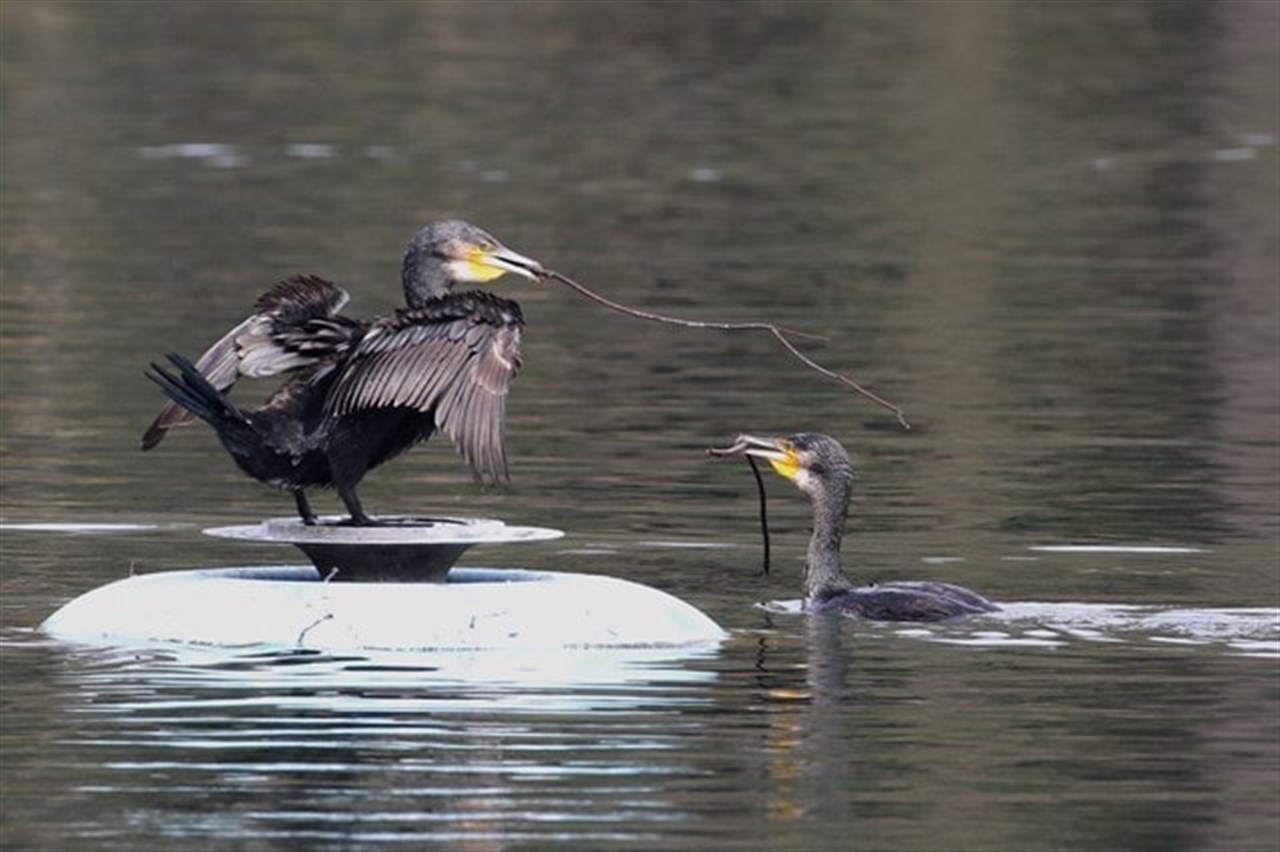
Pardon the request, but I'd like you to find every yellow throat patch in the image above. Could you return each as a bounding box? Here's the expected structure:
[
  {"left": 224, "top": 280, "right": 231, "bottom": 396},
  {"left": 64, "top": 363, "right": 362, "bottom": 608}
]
[
  {"left": 466, "top": 248, "right": 509, "bottom": 282},
  {"left": 768, "top": 445, "right": 801, "bottom": 481}
]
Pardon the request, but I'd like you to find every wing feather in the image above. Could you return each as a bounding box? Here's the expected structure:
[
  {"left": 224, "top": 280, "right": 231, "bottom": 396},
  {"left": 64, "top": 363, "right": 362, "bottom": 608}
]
[
  {"left": 323, "top": 293, "right": 523, "bottom": 481},
  {"left": 142, "top": 275, "right": 354, "bottom": 450}
]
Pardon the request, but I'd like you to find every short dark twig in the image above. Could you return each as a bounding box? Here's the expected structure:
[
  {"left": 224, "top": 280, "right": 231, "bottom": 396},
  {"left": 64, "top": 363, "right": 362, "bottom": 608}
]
[{"left": 746, "top": 455, "right": 771, "bottom": 576}]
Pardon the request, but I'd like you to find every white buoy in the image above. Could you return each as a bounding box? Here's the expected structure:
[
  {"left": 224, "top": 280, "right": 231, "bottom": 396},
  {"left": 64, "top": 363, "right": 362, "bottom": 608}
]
[
  {"left": 42, "top": 565, "right": 727, "bottom": 651},
  {"left": 42, "top": 516, "right": 727, "bottom": 652}
]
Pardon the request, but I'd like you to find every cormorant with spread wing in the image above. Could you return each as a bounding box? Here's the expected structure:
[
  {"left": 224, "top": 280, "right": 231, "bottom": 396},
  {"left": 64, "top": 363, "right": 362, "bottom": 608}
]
[
  {"left": 710, "top": 432, "right": 998, "bottom": 621},
  {"left": 142, "top": 221, "right": 542, "bottom": 525}
]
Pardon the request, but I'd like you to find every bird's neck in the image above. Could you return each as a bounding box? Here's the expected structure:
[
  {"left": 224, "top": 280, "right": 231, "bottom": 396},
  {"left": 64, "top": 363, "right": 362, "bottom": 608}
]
[
  {"left": 804, "top": 487, "right": 854, "bottom": 603},
  {"left": 402, "top": 256, "right": 452, "bottom": 308}
]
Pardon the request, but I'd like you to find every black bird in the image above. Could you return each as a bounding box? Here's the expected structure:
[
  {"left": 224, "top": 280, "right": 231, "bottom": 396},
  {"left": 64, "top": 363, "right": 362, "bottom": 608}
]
[
  {"left": 712, "top": 432, "right": 998, "bottom": 621},
  {"left": 142, "top": 220, "right": 543, "bottom": 525}
]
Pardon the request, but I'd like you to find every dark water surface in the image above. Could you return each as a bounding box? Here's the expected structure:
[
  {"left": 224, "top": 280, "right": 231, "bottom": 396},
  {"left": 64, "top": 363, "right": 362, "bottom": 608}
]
[{"left": 2, "top": 2, "right": 1277, "bottom": 849}]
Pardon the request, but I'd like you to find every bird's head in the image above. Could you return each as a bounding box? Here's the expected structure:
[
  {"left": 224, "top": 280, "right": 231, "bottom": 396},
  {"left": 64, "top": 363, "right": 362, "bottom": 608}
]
[
  {"left": 403, "top": 220, "right": 544, "bottom": 306},
  {"left": 710, "top": 432, "right": 854, "bottom": 503}
]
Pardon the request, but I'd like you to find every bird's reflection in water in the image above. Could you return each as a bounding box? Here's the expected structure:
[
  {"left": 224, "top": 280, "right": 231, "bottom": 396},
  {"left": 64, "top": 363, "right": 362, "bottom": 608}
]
[{"left": 750, "top": 612, "right": 853, "bottom": 826}]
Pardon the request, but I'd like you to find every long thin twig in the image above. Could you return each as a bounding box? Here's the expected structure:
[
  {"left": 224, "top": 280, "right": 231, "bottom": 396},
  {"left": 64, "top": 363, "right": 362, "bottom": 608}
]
[{"left": 539, "top": 268, "right": 910, "bottom": 429}]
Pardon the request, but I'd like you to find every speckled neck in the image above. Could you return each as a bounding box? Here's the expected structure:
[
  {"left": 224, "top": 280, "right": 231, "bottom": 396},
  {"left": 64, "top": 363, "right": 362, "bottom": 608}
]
[
  {"left": 402, "top": 242, "right": 451, "bottom": 308},
  {"left": 804, "top": 482, "right": 855, "bottom": 603}
]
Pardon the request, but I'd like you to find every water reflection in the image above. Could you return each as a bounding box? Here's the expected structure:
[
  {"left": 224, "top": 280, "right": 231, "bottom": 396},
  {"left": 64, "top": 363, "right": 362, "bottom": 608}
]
[
  {"left": 53, "top": 642, "right": 722, "bottom": 713},
  {"left": 17, "top": 640, "right": 723, "bottom": 846},
  {"left": 6, "top": 578, "right": 1278, "bottom": 849},
  {"left": 743, "top": 604, "right": 1279, "bottom": 848}
]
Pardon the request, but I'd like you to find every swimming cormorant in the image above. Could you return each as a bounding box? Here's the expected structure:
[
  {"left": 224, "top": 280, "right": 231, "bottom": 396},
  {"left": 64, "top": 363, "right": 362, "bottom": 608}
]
[
  {"left": 711, "top": 433, "right": 998, "bottom": 621},
  {"left": 141, "top": 220, "right": 543, "bottom": 525}
]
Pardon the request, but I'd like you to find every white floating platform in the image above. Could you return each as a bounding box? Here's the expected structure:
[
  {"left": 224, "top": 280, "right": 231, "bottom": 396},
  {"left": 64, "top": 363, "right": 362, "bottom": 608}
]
[{"left": 42, "top": 565, "right": 728, "bottom": 652}]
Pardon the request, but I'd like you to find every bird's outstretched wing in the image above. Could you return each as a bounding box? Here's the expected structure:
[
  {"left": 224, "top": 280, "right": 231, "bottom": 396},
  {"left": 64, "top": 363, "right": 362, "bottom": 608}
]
[
  {"left": 141, "top": 275, "right": 353, "bottom": 449},
  {"left": 322, "top": 291, "right": 524, "bottom": 482}
]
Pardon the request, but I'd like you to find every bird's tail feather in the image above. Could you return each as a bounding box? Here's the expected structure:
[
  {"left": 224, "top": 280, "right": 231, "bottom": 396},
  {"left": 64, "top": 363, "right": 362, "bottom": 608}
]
[{"left": 145, "top": 353, "right": 255, "bottom": 441}]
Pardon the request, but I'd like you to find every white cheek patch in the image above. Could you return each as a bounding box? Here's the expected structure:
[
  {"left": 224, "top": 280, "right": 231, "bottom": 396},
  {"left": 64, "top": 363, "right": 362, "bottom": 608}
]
[
  {"left": 445, "top": 259, "right": 476, "bottom": 282},
  {"left": 793, "top": 468, "right": 814, "bottom": 491}
]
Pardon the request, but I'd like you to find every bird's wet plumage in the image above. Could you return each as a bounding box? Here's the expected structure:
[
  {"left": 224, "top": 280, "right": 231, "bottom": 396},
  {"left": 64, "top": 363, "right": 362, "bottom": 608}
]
[
  {"left": 140, "top": 274, "right": 355, "bottom": 450},
  {"left": 711, "top": 432, "right": 998, "bottom": 621},
  {"left": 142, "top": 221, "right": 541, "bottom": 525}
]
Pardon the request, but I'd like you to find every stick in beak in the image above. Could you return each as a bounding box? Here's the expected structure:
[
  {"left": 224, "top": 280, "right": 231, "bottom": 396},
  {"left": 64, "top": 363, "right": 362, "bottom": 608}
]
[{"left": 707, "top": 435, "right": 771, "bottom": 576}]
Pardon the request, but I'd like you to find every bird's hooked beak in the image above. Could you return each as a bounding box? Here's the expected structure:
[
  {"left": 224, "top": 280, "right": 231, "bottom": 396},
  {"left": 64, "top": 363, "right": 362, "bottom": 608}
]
[
  {"left": 706, "top": 434, "right": 801, "bottom": 482},
  {"left": 460, "top": 240, "right": 544, "bottom": 283}
]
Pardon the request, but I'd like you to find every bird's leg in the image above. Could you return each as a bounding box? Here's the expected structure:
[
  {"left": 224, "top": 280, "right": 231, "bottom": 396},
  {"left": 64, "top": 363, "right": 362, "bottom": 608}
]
[
  {"left": 294, "top": 491, "right": 319, "bottom": 526},
  {"left": 337, "top": 484, "right": 376, "bottom": 526}
]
